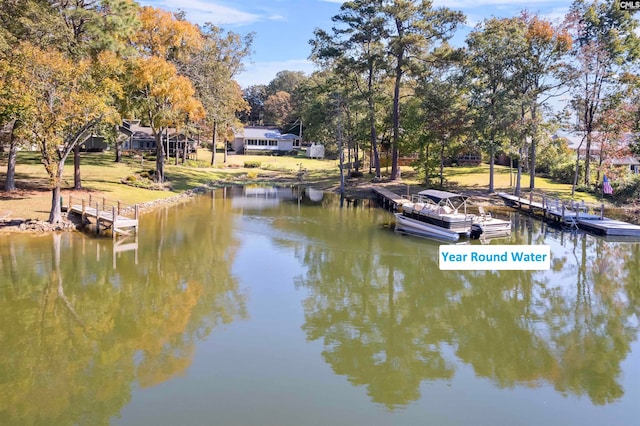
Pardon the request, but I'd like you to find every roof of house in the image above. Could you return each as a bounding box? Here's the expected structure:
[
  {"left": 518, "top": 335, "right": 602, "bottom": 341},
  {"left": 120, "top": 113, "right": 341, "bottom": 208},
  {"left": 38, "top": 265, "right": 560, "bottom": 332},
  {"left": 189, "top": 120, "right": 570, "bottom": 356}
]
[{"left": 237, "top": 127, "right": 300, "bottom": 140}]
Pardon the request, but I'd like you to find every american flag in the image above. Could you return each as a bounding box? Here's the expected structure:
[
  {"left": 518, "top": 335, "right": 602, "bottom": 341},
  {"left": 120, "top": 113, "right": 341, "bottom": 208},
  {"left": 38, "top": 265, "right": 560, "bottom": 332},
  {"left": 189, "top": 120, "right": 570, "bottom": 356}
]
[{"left": 603, "top": 175, "right": 613, "bottom": 195}]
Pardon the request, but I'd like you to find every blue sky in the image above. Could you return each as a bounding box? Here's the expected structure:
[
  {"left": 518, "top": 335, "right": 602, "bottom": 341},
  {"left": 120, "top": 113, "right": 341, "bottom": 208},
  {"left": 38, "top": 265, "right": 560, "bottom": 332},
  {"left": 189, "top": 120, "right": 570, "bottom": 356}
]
[{"left": 139, "top": 0, "right": 573, "bottom": 89}]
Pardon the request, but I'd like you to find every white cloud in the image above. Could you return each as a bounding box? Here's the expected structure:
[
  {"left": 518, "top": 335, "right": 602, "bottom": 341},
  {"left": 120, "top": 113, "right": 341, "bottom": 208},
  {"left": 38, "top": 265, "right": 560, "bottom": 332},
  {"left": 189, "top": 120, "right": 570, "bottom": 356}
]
[
  {"left": 144, "top": 0, "right": 263, "bottom": 26},
  {"left": 541, "top": 7, "right": 570, "bottom": 23},
  {"left": 235, "top": 59, "right": 317, "bottom": 88}
]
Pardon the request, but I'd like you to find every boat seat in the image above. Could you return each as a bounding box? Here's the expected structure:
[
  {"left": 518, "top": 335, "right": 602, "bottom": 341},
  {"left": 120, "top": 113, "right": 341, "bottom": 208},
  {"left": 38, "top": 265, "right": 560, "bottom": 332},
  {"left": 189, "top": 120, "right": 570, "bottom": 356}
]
[{"left": 478, "top": 206, "right": 491, "bottom": 219}]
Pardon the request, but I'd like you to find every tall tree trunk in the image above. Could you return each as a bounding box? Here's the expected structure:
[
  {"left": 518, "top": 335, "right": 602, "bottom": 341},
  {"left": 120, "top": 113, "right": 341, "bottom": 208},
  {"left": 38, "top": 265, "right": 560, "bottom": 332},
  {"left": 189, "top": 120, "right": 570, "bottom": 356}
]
[
  {"left": 528, "top": 104, "right": 538, "bottom": 190},
  {"left": 515, "top": 146, "right": 523, "bottom": 197},
  {"left": 211, "top": 121, "right": 217, "bottom": 166},
  {"left": 4, "top": 120, "right": 19, "bottom": 192},
  {"left": 73, "top": 144, "right": 81, "bottom": 190},
  {"left": 48, "top": 173, "right": 63, "bottom": 224},
  {"left": 155, "top": 132, "right": 165, "bottom": 183},
  {"left": 115, "top": 140, "right": 122, "bottom": 163},
  {"left": 488, "top": 145, "right": 495, "bottom": 193},
  {"left": 390, "top": 63, "right": 402, "bottom": 180},
  {"left": 439, "top": 139, "right": 445, "bottom": 188},
  {"left": 584, "top": 130, "right": 592, "bottom": 186},
  {"left": 223, "top": 133, "right": 228, "bottom": 163}
]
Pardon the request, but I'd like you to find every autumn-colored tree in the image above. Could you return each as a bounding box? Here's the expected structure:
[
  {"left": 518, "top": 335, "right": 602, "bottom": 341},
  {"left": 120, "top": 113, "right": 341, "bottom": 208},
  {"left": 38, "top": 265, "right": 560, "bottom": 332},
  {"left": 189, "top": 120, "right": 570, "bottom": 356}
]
[
  {"left": 515, "top": 13, "right": 572, "bottom": 192},
  {"left": 132, "top": 56, "right": 204, "bottom": 182},
  {"left": 0, "top": 0, "right": 67, "bottom": 191},
  {"left": 263, "top": 91, "right": 293, "bottom": 127},
  {"left": 129, "top": 6, "right": 205, "bottom": 182},
  {"left": 565, "top": 0, "right": 640, "bottom": 187},
  {"left": 16, "top": 43, "right": 119, "bottom": 223},
  {"left": 183, "top": 24, "right": 252, "bottom": 165}
]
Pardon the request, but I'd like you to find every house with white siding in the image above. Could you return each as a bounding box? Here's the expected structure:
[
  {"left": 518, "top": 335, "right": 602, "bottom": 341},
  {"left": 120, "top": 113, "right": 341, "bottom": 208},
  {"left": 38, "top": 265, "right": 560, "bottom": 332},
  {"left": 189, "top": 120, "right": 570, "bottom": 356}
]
[{"left": 231, "top": 127, "right": 300, "bottom": 154}]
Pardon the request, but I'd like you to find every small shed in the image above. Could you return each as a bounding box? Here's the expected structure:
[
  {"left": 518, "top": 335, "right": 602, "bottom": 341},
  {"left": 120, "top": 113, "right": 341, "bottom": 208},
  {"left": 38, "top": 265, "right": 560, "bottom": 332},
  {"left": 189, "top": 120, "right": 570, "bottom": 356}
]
[{"left": 306, "top": 143, "right": 325, "bottom": 159}]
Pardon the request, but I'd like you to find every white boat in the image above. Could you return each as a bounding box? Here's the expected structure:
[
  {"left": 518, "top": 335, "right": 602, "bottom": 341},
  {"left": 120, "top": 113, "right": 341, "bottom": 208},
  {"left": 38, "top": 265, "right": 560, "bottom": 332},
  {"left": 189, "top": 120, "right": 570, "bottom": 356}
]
[
  {"left": 397, "top": 190, "right": 512, "bottom": 241},
  {"left": 394, "top": 213, "right": 460, "bottom": 241},
  {"left": 400, "top": 189, "right": 475, "bottom": 237},
  {"left": 471, "top": 206, "right": 512, "bottom": 238}
]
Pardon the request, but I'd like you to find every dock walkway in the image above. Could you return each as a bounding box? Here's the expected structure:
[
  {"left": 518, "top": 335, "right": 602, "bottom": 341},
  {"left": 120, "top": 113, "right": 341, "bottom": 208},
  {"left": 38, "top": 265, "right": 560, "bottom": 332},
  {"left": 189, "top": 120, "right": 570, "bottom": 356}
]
[
  {"left": 67, "top": 195, "right": 139, "bottom": 237},
  {"left": 497, "top": 192, "right": 640, "bottom": 237},
  {"left": 373, "top": 187, "right": 412, "bottom": 211}
]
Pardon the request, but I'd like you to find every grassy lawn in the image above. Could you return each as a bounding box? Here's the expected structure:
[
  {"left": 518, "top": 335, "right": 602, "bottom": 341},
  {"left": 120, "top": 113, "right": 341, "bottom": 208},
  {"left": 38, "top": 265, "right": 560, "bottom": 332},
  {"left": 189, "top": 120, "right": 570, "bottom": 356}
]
[
  {"left": 0, "top": 148, "right": 607, "bottom": 221},
  {"left": 442, "top": 164, "right": 601, "bottom": 203}
]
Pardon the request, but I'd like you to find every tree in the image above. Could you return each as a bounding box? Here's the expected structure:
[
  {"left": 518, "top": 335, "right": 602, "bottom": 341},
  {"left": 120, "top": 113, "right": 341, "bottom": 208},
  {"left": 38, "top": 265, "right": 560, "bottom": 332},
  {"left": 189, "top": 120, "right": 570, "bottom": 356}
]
[
  {"left": 516, "top": 13, "right": 572, "bottom": 191},
  {"left": 565, "top": 0, "right": 640, "bottom": 187},
  {"left": 467, "top": 17, "right": 524, "bottom": 193},
  {"left": 132, "top": 56, "right": 204, "bottom": 183},
  {"left": 182, "top": 24, "right": 251, "bottom": 165},
  {"left": 18, "top": 43, "right": 117, "bottom": 223},
  {"left": 414, "top": 51, "right": 471, "bottom": 188},
  {"left": 263, "top": 91, "right": 293, "bottom": 127},
  {"left": 310, "top": 0, "right": 388, "bottom": 179},
  {"left": 53, "top": 0, "right": 139, "bottom": 189},
  {"left": 241, "top": 84, "right": 268, "bottom": 125},
  {"left": 0, "top": 0, "right": 67, "bottom": 192},
  {"left": 130, "top": 6, "right": 205, "bottom": 182},
  {"left": 382, "top": 0, "right": 464, "bottom": 180},
  {"left": 267, "top": 70, "right": 307, "bottom": 96}
]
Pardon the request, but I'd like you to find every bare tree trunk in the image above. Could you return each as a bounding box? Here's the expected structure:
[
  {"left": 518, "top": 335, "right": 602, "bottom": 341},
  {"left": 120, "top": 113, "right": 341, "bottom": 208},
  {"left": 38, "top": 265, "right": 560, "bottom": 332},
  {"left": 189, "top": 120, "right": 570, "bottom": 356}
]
[
  {"left": 73, "top": 144, "right": 81, "bottom": 190},
  {"left": 528, "top": 104, "right": 538, "bottom": 190},
  {"left": 584, "top": 131, "right": 592, "bottom": 186},
  {"left": 155, "top": 132, "right": 165, "bottom": 183},
  {"left": 391, "top": 63, "right": 402, "bottom": 181},
  {"left": 211, "top": 121, "right": 217, "bottom": 166},
  {"left": 439, "top": 139, "right": 445, "bottom": 189},
  {"left": 49, "top": 183, "right": 63, "bottom": 223},
  {"left": 488, "top": 145, "right": 495, "bottom": 193},
  {"left": 4, "top": 120, "right": 19, "bottom": 192}
]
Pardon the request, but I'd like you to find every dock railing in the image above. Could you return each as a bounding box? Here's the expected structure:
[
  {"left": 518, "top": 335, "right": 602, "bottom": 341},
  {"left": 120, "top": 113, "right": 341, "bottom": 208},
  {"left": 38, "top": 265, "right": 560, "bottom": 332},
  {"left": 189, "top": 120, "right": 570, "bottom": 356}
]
[{"left": 67, "top": 195, "right": 139, "bottom": 237}]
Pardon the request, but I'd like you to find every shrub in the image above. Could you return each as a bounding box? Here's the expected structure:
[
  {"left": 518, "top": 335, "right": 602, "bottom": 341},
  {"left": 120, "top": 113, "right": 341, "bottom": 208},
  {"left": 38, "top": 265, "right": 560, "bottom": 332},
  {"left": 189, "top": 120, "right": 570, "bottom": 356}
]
[
  {"left": 549, "top": 161, "right": 577, "bottom": 184},
  {"left": 244, "top": 161, "right": 261, "bottom": 168}
]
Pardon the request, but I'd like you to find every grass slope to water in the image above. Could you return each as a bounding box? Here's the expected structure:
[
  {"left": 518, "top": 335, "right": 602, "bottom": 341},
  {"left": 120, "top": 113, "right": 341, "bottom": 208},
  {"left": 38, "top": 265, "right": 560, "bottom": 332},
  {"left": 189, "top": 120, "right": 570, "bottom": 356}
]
[{"left": 0, "top": 149, "right": 602, "bottom": 221}]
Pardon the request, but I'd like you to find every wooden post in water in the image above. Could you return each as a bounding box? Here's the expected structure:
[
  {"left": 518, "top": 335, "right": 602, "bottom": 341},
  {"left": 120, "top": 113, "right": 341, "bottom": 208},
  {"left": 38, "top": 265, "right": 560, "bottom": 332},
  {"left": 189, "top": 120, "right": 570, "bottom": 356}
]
[
  {"left": 96, "top": 202, "right": 100, "bottom": 235},
  {"left": 529, "top": 192, "right": 533, "bottom": 213},
  {"left": 112, "top": 205, "right": 117, "bottom": 240},
  {"left": 600, "top": 203, "right": 604, "bottom": 220},
  {"left": 134, "top": 205, "right": 139, "bottom": 234}
]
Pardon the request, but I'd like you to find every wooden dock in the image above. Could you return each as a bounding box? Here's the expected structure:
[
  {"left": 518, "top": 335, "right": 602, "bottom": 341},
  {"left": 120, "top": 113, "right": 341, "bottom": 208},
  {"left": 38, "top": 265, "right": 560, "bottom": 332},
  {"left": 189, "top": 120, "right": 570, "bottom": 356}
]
[
  {"left": 67, "top": 195, "right": 139, "bottom": 237},
  {"left": 497, "top": 192, "right": 640, "bottom": 237},
  {"left": 373, "top": 187, "right": 412, "bottom": 211},
  {"left": 576, "top": 217, "right": 640, "bottom": 237}
]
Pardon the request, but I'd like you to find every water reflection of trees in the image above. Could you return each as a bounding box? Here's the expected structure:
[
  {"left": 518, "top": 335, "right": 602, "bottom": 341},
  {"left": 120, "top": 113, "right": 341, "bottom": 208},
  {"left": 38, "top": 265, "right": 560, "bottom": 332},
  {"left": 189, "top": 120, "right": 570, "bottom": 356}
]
[
  {"left": 0, "top": 193, "right": 246, "bottom": 425},
  {"left": 290, "top": 205, "right": 640, "bottom": 409}
]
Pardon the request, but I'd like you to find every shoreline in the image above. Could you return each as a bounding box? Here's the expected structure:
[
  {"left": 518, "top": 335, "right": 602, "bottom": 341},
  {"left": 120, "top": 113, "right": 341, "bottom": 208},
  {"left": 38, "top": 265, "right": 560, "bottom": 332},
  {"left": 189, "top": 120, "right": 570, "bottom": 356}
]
[
  {"left": 2, "top": 176, "right": 637, "bottom": 234},
  {"left": 0, "top": 177, "right": 508, "bottom": 234}
]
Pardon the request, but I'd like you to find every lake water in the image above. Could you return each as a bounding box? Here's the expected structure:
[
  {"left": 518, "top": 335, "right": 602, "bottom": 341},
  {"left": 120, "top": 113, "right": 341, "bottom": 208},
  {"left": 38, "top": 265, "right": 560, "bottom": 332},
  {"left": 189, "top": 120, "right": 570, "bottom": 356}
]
[{"left": 1, "top": 186, "right": 639, "bottom": 425}]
